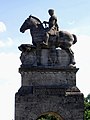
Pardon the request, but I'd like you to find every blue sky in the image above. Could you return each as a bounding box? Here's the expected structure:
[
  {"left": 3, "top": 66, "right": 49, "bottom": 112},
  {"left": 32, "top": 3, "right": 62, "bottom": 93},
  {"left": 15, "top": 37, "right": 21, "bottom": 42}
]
[{"left": 0, "top": 0, "right": 90, "bottom": 120}]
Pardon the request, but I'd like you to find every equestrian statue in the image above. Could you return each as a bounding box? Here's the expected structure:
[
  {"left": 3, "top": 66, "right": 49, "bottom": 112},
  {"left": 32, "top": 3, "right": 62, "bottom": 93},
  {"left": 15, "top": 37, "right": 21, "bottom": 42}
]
[{"left": 20, "top": 9, "right": 77, "bottom": 66}]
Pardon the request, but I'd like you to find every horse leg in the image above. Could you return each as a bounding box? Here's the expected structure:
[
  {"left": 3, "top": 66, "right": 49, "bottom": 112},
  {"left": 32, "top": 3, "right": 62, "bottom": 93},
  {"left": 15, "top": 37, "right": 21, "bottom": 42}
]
[
  {"left": 65, "top": 48, "right": 76, "bottom": 65},
  {"left": 60, "top": 46, "right": 76, "bottom": 66},
  {"left": 68, "top": 48, "right": 76, "bottom": 65}
]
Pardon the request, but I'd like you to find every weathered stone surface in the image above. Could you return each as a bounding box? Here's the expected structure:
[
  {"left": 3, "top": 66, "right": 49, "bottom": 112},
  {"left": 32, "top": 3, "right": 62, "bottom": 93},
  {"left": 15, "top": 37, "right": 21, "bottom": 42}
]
[
  {"left": 15, "top": 51, "right": 84, "bottom": 120},
  {"left": 15, "top": 93, "right": 84, "bottom": 120},
  {"left": 15, "top": 43, "right": 83, "bottom": 120},
  {"left": 15, "top": 65, "right": 84, "bottom": 120},
  {"left": 19, "top": 46, "right": 70, "bottom": 67},
  {"left": 19, "top": 68, "right": 78, "bottom": 86}
]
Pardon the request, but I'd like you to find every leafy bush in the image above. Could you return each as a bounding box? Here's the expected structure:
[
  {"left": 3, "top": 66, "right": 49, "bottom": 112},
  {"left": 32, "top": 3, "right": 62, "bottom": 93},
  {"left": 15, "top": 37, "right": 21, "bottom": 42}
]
[{"left": 84, "top": 94, "right": 90, "bottom": 120}]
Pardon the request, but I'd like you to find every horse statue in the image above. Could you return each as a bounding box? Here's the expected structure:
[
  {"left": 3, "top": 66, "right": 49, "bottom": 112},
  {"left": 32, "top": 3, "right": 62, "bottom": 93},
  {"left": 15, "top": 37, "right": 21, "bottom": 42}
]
[{"left": 20, "top": 15, "right": 77, "bottom": 65}]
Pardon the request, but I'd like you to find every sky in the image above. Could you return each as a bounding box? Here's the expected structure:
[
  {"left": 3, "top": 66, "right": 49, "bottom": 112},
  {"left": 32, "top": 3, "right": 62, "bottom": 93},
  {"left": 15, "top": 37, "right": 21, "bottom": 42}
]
[{"left": 0, "top": 0, "right": 90, "bottom": 120}]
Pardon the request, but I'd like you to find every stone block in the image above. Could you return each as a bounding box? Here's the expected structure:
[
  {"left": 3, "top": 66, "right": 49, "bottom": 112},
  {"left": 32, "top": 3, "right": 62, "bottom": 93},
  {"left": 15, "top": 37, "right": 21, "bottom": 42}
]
[
  {"left": 15, "top": 92, "right": 84, "bottom": 120},
  {"left": 19, "top": 67, "right": 78, "bottom": 87}
]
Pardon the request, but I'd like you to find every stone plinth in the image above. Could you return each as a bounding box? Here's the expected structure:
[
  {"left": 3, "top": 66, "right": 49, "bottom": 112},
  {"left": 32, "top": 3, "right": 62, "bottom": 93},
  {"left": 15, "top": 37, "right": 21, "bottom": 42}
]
[
  {"left": 19, "top": 67, "right": 78, "bottom": 87},
  {"left": 15, "top": 44, "right": 84, "bottom": 120},
  {"left": 15, "top": 91, "right": 84, "bottom": 120}
]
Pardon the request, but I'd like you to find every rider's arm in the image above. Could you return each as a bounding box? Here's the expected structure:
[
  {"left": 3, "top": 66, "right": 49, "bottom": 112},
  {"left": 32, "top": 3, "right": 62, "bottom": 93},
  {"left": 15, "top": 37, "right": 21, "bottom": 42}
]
[{"left": 43, "top": 21, "right": 49, "bottom": 24}]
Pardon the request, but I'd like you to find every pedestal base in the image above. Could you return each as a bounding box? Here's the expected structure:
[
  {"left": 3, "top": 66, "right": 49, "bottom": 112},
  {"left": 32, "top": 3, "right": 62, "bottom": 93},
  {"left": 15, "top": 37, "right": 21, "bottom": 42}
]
[{"left": 15, "top": 90, "right": 84, "bottom": 120}]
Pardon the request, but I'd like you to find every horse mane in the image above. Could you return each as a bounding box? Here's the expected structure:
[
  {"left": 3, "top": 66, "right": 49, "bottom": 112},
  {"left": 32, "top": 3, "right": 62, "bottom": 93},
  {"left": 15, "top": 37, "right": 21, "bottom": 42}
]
[{"left": 29, "top": 15, "right": 42, "bottom": 24}]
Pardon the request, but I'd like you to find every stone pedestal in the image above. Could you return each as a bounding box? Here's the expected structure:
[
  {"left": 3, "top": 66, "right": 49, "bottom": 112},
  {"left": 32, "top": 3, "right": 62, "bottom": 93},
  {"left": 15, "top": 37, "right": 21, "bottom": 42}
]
[
  {"left": 15, "top": 92, "right": 84, "bottom": 120},
  {"left": 15, "top": 44, "right": 84, "bottom": 120}
]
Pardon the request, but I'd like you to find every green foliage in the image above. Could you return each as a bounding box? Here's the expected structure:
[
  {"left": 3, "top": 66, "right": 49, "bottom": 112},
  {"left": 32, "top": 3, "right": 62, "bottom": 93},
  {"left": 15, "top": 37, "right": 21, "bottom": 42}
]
[{"left": 84, "top": 94, "right": 90, "bottom": 120}]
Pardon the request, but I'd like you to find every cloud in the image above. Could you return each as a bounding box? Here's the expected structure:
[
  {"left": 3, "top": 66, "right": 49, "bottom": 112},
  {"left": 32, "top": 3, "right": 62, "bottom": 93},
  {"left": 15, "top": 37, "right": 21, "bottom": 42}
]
[
  {"left": 0, "top": 52, "right": 21, "bottom": 120},
  {"left": 0, "top": 52, "right": 21, "bottom": 80},
  {"left": 0, "top": 22, "right": 6, "bottom": 32},
  {"left": 71, "top": 34, "right": 90, "bottom": 96},
  {"left": 6, "top": 37, "right": 14, "bottom": 46},
  {"left": 0, "top": 37, "right": 14, "bottom": 48},
  {"left": 0, "top": 40, "right": 5, "bottom": 47}
]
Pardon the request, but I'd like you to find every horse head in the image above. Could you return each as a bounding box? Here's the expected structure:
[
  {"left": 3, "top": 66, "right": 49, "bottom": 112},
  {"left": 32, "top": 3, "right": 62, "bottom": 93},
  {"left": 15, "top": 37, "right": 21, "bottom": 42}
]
[{"left": 20, "top": 15, "right": 43, "bottom": 33}]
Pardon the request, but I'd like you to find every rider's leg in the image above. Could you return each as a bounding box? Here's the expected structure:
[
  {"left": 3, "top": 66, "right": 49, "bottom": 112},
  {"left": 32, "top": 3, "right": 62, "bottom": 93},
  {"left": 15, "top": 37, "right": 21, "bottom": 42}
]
[{"left": 43, "top": 32, "right": 49, "bottom": 45}]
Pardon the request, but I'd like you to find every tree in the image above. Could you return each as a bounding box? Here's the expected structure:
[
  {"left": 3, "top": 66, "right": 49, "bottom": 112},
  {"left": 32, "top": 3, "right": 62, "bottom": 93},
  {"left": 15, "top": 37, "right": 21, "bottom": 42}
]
[
  {"left": 84, "top": 94, "right": 90, "bottom": 120},
  {"left": 87, "top": 94, "right": 90, "bottom": 102}
]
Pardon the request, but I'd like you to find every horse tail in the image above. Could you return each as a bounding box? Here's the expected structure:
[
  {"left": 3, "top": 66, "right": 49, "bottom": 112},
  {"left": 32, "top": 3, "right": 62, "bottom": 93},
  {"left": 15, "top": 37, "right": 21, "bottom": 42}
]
[{"left": 72, "top": 34, "right": 77, "bottom": 44}]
